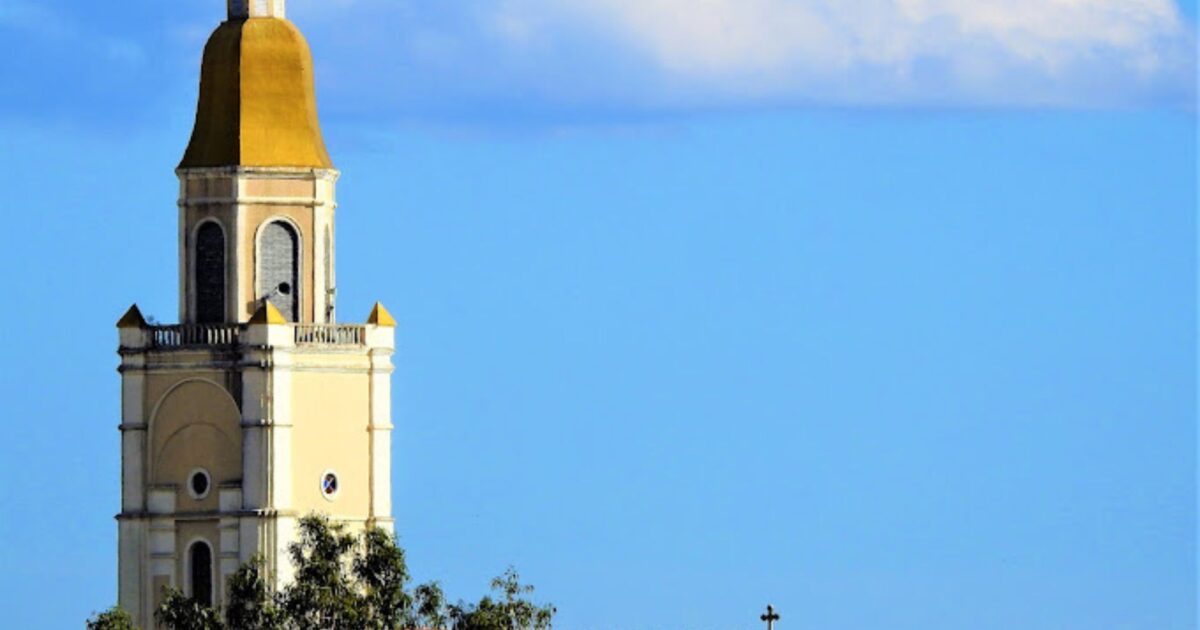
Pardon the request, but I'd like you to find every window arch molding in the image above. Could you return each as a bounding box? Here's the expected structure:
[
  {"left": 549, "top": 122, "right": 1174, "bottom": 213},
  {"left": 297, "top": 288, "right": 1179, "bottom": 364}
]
[
  {"left": 190, "top": 218, "right": 228, "bottom": 324},
  {"left": 184, "top": 537, "right": 216, "bottom": 607},
  {"left": 254, "top": 216, "right": 304, "bottom": 322}
]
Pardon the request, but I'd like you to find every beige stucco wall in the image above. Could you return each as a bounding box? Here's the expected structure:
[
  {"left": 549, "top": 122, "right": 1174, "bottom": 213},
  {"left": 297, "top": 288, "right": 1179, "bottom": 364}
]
[
  {"left": 289, "top": 371, "right": 372, "bottom": 516},
  {"left": 152, "top": 575, "right": 171, "bottom": 617},
  {"left": 184, "top": 206, "right": 233, "bottom": 229},
  {"left": 186, "top": 177, "right": 235, "bottom": 198},
  {"left": 148, "top": 376, "right": 243, "bottom": 513},
  {"left": 244, "top": 178, "right": 314, "bottom": 198}
]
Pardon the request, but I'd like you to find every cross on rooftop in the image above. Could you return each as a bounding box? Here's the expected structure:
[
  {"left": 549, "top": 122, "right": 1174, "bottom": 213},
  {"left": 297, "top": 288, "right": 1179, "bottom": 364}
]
[{"left": 761, "top": 605, "right": 780, "bottom": 630}]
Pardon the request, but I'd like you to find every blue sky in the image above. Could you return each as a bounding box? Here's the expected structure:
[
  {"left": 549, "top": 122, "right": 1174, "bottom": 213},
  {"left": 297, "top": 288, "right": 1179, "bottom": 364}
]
[{"left": 0, "top": 1, "right": 1195, "bottom": 629}]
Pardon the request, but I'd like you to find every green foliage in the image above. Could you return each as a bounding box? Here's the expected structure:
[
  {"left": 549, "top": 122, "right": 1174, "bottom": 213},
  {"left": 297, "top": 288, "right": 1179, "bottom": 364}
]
[
  {"left": 156, "top": 588, "right": 223, "bottom": 630},
  {"left": 121, "top": 514, "right": 555, "bottom": 630},
  {"left": 224, "top": 556, "right": 284, "bottom": 630},
  {"left": 448, "top": 568, "right": 555, "bottom": 630},
  {"left": 415, "top": 581, "right": 449, "bottom": 630},
  {"left": 354, "top": 526, "right": 414, "bottom": 629},
  {"left": 282, "top": 515, "right": 364, "bottom": 628},
  {"left": 86, "top": 606, "right": 137, "bottom": 630}
]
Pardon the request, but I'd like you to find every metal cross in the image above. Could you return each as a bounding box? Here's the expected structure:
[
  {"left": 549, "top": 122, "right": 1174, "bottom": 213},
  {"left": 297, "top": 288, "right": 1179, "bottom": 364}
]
[{"left": 761, "top": 605, "right": 780, "bottom": 630}]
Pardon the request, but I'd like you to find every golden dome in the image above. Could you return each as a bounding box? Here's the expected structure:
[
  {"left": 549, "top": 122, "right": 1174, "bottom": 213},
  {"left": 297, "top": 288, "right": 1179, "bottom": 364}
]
[{"left": 180, "top": 18, "right": 333, "bottom": 169}]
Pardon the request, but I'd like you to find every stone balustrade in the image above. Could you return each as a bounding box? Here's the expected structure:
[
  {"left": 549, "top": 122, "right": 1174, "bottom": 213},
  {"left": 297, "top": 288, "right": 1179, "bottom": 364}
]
[
  {"left": 146, "top": 323, "right": 368, "bottom": 348},
  {"left": 149, "top": 324, "right": 242, "bottom": 348},
  {"left": 293, "top": 324, "right": 365, "bottom": 346}
]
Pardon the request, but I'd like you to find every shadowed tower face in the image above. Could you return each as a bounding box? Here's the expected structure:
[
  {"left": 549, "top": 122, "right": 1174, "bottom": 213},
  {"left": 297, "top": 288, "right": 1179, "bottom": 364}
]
[{"left": 115, "top": 2, "right": 397, "bottom": 627}]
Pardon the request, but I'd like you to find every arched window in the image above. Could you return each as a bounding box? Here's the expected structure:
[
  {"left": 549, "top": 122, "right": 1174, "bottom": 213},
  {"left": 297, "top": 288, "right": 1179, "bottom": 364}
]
[
  {"left": 189, "top": 540, "right": 213, "bottom": 606},
  {"left": 195, "top": 222, "right": 225, "bottom": 324},
  {"left": 258, "top": 220, "right": 299, "bottom": 321}
]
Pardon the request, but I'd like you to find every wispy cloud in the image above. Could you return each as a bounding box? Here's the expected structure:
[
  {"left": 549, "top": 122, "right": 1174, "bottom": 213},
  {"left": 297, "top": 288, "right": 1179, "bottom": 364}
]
[
  {"left": 482, "top": 0, "right": 1195, "bottom": 108},
  {"left": 3, "top": 0, "right": 1194, "bottom": 129},
  {"left": 278, "top": 0, "right": 1196, "bottom": 125}
]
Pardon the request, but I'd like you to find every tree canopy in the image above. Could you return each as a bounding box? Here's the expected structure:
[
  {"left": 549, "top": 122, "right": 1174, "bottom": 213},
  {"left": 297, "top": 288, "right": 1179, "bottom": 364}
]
[
  {"left": 90, "top": 515, "right": 554, "bottom": 630},
  {"left": 86, "top": 607, "right": 137, "bottom": 630}
]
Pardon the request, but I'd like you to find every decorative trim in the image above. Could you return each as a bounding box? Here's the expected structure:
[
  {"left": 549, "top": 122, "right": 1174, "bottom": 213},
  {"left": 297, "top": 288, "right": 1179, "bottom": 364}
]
[
  {"left": 117, "top": 509, "right": 380, "bottom": 522},
  {"left": 147, "top": 379, "right": 241, "bottom": 488},
  {"left": 147, "top": 378, "right": 240, "bottom": 432},
  {"left": 177, "top": 166, "right": 340, "bottom": 181},
  {"left": 289, "top": 366, "right": 391, "bottom": 375},
  {"left": 319, "top": 469, "right": 340, "bottom": 502},
  {"left": 119, "top": 359, "right": 386, "bottom": 375},
  {"left": 181, "top": 197, "right": 332, "bottom": 208}
]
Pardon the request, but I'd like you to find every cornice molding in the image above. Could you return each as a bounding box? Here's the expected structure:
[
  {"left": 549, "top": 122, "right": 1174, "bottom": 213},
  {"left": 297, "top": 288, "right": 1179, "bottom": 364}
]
[{"left": 176, "top": 166, "right": 340, "bottom": 181}]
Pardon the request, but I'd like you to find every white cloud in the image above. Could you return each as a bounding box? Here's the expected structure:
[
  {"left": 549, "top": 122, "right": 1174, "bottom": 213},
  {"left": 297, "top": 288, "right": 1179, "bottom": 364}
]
[{"left": 487, "top": 0, "right": 1195, "bottom": 107}]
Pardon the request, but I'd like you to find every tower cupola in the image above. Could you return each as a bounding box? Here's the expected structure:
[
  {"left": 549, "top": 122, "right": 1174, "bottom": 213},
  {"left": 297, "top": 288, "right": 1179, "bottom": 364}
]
[
  {"left": 176, "top": 0, "right": 339, "bottom": 325},
  {"left": 182, "top": 0, "right": 330, "bottom": 169}
]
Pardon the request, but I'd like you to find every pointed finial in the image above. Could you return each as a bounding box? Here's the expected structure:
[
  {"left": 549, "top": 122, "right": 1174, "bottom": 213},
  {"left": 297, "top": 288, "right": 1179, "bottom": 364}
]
[
  {"left": 249, "top": 301, "right": 288, "bottom": 324},
  {"left": 117, "top": 304, "right": 148, "bottom": 329},
  {"left": 367, "top": 302, "right": 397, "bottom": 327},
  {"left": 229, "top": 0, "right": 285, "bottom": 20}
]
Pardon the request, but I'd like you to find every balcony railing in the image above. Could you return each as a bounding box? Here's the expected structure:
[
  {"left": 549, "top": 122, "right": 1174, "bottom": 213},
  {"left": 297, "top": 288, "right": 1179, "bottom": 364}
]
[
  {"left": 294, "top": 324, "right": 365, "bottom": 346},
  {"left": 150, "top": 324, "right": 242, "bottom": 348},
  {"left": 146, "top": 324, "right": 367, "bottom": 348}
]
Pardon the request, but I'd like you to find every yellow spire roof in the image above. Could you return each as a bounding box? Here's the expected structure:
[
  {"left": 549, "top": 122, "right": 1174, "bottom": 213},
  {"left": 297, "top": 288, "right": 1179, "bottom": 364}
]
[
  {"left": 180, "top": 13, "right": 332, "bottom": 169},
  {"left": 249, "top": 301, "right": 288, "bottom": 324},
  {"left": 367, "top": 302, "right": 397, "bottom": 327}
]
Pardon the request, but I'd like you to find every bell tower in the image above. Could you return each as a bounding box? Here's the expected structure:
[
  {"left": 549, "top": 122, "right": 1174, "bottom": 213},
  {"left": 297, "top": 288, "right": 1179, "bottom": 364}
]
[{"left": 116, "top": 2, "right": 396, "bottom": 627}]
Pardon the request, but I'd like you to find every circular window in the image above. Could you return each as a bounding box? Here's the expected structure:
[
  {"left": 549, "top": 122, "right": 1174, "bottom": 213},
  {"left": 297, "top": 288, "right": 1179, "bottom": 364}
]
[
  {"left": 188, "top": 469, "right": 212, "bottom": 500},
  {"left": 320, "top": 470, "right": 340, "bottom": 501}
]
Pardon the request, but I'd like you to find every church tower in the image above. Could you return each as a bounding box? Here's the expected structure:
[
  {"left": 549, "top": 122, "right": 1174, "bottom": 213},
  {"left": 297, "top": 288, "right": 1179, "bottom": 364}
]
[{"left": 116, "top": 2, "right": 395, "bottom": 626}]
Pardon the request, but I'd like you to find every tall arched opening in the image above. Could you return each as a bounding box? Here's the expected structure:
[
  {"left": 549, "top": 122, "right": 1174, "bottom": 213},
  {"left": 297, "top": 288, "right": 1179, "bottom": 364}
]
[
  {"left": 195, "top": 222, "right": 226, "bottom": 324},
  {"left": 258, "top": 220, "right": 300, "bottom": 321},
  {"left": 188, "top": 540, "right": 214, "bottom": 606}
]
